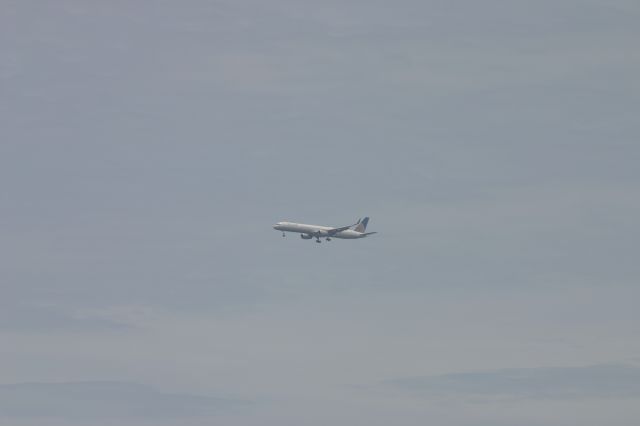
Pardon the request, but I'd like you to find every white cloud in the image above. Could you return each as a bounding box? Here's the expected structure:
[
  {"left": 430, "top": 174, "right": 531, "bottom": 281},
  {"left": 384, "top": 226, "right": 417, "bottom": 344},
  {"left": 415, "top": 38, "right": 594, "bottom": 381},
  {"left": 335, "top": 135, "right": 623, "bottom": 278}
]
[
  {"left": 386, "top": 364, "right": 640, "bottom": 400},
  {"left": 0, "top": 381, "right": 244, "bottom": 419}
]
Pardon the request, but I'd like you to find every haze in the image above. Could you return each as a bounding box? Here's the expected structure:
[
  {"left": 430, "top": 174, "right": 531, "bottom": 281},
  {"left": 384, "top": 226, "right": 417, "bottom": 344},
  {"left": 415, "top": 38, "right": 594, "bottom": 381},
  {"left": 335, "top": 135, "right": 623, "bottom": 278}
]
[{"left": 1, "top": 1, "right": 640, "bottom": 425}]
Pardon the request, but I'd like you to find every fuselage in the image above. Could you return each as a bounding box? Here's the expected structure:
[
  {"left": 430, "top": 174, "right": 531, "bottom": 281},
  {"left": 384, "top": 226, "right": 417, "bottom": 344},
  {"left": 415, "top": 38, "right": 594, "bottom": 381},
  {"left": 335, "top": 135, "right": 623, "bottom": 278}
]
[{"left": 273, "top": 222, "right": 366, "bottom": 239}]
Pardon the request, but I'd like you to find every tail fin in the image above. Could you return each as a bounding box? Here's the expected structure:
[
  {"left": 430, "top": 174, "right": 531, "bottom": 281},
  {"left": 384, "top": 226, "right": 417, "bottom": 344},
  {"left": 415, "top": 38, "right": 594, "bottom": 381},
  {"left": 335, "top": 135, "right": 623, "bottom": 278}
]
[{"left": 353, "top": 217, "right": 370, "bottom": 233}]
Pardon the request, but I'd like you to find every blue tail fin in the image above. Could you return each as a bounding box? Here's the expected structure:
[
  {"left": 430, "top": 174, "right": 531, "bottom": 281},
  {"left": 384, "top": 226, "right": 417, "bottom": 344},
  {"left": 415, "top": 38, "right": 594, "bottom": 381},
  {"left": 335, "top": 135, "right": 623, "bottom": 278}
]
[{"left": 354, "top": 217, "right": 370, "bottom": 233}]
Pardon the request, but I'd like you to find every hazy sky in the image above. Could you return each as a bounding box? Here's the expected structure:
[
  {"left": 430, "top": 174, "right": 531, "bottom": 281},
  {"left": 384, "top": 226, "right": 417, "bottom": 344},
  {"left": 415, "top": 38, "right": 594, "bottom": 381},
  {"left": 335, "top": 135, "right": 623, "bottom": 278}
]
[{"left": 1, "top": 1, "right": 640, "bottom": 425}]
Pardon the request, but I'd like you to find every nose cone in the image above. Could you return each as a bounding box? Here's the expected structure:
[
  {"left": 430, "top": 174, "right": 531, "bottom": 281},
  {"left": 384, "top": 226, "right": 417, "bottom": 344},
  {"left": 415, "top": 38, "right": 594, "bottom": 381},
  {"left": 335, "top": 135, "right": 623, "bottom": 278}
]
[{"left": 273, "top": 223, "right": 282, "bottom": 230}]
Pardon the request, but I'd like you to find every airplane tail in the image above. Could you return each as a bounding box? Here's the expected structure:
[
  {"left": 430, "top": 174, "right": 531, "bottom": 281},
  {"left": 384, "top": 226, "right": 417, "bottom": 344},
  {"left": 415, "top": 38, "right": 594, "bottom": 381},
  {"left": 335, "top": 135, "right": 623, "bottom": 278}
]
[{"left": 353, "top": 217, "right": 370, "bottom": 233}]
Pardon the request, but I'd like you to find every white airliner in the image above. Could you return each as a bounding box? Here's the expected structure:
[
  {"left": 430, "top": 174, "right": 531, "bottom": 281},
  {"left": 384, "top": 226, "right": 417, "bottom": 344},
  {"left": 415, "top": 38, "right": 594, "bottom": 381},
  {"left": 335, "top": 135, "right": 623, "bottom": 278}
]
[{"left": 273, "top": 217, "right": 376, "bottom": 243}]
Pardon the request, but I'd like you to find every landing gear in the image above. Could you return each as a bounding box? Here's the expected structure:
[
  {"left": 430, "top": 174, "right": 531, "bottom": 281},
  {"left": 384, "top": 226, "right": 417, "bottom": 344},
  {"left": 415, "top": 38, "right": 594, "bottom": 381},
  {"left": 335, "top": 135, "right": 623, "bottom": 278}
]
[
  {"left": 326, "top": 237, "right": 331, "bottom": 241},
  {"left": 282, "top": 232, "right": 286, "bottom": 237},
  {"left": 316, "top": 238, "right": 321, "bottom": 243}
]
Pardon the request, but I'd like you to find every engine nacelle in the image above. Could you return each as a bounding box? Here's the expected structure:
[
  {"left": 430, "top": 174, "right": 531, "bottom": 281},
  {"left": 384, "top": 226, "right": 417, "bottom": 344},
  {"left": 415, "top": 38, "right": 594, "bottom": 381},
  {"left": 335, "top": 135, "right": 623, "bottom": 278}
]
[{"left": 300, "top": 234, "right": 313, "bottom": 239}]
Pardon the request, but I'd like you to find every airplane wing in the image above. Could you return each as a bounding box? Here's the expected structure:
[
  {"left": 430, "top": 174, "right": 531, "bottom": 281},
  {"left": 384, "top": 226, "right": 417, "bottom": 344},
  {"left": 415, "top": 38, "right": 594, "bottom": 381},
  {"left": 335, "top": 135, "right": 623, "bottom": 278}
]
[{"left": 326, "top": 223, "right": 357, "bottom": 236}]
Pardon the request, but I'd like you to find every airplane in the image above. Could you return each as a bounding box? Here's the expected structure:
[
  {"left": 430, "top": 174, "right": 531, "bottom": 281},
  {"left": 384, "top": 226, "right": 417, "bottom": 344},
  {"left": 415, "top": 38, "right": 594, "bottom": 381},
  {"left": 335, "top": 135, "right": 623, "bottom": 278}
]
[{"left": 273, "top": 217, "right": 376, "bottom": 243}]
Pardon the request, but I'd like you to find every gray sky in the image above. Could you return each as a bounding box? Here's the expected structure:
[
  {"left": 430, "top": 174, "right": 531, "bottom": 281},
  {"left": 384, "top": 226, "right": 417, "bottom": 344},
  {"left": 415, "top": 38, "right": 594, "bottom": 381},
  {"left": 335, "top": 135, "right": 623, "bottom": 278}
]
[{"left": 1, "top": 0, "right": 640, "bottom": 424}]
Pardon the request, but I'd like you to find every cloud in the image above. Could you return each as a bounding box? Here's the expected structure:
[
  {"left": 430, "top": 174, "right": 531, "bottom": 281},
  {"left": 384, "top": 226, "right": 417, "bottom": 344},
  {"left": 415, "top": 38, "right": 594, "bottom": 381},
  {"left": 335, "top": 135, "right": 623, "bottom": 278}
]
[
  {"left": 0, "top": 304, "right": 130, "bottom": 333},
  {"left": 385, "top": 364, "right": 640, "bottom": 400},
  {"left": 0, "top": 303, "right": 165, "bottom": 333},
  {"left": 0, "top": 381, "right": 244, "bottom": 419}
]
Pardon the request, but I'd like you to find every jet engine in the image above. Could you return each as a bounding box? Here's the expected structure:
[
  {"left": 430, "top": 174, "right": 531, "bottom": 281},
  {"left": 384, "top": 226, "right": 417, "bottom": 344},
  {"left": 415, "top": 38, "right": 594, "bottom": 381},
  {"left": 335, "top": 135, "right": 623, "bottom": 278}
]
[{"left": 300, "top": 234, "right": 313, "bottom": 239}]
